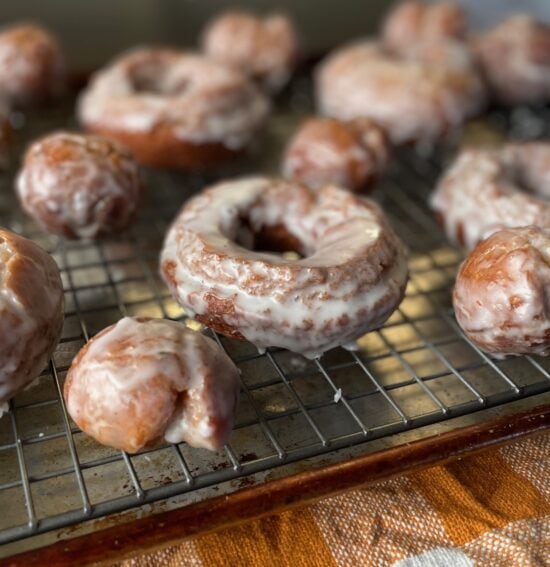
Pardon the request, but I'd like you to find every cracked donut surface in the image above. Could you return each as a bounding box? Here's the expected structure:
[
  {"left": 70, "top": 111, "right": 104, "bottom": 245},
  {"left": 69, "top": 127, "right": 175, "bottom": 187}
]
[
  {"left": 431, "top": 143, "right": 550, "bottom": 249},
  {"left": 315, "top": 40, "right": 486, "bottom": 145},
  {"left": 453, "top": 226, "right": 550, "bottom": 358},
  {"left": 78, "top": 47, "right": 270, "bottom": 169},
  {"left": 16, "top": 131, "right": 144, "bottom": 239},
  {"left": 64, "top": 317, "right": 240, "bottom": 453},
  {"left": 160, "top": 177, "right": 409, "bottom": 359},
  {"left": 282, "top": 116, "right": 390, "bottom": 193},
  {"left": 0, "top": 228, "right": 64, "bottom": 414}
]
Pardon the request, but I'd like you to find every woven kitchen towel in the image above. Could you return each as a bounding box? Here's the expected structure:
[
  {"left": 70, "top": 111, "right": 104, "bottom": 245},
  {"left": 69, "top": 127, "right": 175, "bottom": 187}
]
[{"left": 121, "top": 431, "right": 549, "bottom": 567}]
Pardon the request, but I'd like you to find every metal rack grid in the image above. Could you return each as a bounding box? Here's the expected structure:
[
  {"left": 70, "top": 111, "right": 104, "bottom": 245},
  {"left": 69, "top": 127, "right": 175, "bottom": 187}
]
[{"left": 0, "top": 92, "right": 549, "bottom": 549}]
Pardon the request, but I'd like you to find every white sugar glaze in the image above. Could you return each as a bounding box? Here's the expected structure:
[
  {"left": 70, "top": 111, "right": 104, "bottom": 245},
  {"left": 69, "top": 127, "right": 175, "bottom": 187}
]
[
  {"left": 0, "top": 229, "right": 64, "bottom": 408},
  {"left": 453, "top": 226, "right": 550, "bottom": 357},
  {"left": 16, "top": 132, "right": 143, "bottom": 239},
  {"left": 78, "top": 48, "right": 270, "bottom": 149},
  {"left": 160, "top": 177, "right": 409, "bottom": 358},
  {"left": 315, "top": 40, "right": 486, "bottom": 144},
  {"left": 202, "top": 11, "right": 298, "bottom": 92},
  {"left": 282, "top": 117, "right": 389, "bottom": 191},
  {"left": 65, "top": 317, "right": 240, "bottom": 452},
  {"left": 382, "top": 0, "right": 466, "bottom": 54},
  {"left": 473, "top": 15, "right": 550, "bottom": 106},
  {"left": 431, "top": 143, "right": 550, "bottom": 250}
]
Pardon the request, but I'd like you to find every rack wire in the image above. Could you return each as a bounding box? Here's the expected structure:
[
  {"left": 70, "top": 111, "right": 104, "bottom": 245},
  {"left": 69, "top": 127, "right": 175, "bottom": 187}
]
[{"left": 0, "top": 91, "right": 549, "bottom": 549}]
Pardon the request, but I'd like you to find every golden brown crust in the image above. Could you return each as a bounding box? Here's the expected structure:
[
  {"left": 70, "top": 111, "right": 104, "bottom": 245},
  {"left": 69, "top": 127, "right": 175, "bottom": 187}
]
[
  {"left": 78, "top": 48, "right": 269, "bottom": 170},
  {"left": 0, "top": 23, "right": 65, "bottom": 107},
  {"left": 160, "top": 177, "right": 409, "bottom": 356},
  {"left": 283, "top": 116, "right": 390, "bottom": 192},
  {"left": 86, "top": 123, "right": 244, "bottom": 170},
  {"left": 64, "top": 329, "right": 178, "bottom": 453},
  {"left": 0, "top": 228, "right": 64, "bottom": 406},
  {"left": 16, "top": 131, "right": 144, "bottom": 239},
  {"left": 453, "top": 226, "right": 550, "bottom": 357},
  {"left": 64, "top": 317, "right": 240, "bottom": 453}
]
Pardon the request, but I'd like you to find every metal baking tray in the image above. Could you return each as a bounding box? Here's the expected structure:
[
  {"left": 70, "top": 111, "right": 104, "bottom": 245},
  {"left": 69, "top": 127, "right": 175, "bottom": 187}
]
[{"left": 0, "top": 79, "right": 549, "bottom": 563}]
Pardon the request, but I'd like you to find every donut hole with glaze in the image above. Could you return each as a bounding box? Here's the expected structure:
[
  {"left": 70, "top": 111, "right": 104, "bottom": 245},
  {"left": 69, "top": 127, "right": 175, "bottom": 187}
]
[
  {"left": 129, "top": 59, "right": 190, "bottom": 96},
  {"left": 235, "top": 214, "right": 305, "bottom": 259}
]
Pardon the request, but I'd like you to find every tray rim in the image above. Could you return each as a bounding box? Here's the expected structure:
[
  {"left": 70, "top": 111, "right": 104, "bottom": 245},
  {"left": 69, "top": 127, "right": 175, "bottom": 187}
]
[{"left": 5, "top": 397, "right": 549, "bottom": 567}]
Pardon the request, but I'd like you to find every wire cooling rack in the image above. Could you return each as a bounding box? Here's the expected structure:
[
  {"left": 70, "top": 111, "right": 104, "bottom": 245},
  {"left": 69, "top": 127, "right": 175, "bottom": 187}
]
[{"left": 0, "top": 88, "right": 549, "bottom": 552}]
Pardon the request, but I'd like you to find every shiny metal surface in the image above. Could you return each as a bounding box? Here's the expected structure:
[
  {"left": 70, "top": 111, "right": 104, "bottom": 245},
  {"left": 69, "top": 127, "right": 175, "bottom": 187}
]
[{"left": 0, "top": 85, "right": 549, "bottom": 554}]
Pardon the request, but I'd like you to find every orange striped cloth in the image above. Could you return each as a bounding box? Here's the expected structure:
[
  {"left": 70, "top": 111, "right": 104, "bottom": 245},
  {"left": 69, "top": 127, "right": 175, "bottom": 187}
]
[{"left": 121, "top": 432, "right": 549, "bottom": 566}]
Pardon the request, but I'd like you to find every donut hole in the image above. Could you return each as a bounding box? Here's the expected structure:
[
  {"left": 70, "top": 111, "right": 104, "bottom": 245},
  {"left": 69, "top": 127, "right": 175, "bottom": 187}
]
[{"left": 235, "top": 215, "right": 306, "bottom": 259}]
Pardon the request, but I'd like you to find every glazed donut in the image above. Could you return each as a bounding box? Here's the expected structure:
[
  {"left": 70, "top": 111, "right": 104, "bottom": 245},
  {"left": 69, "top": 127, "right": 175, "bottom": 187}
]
[
  {"left": 202, "top": 11, "right": 299, "bottom": 93},
  {"left": 0, "top": 102, "right": 12, "bottom": 169},
  {"left": 282, "top": 116, "right": 390, "bottom": 193},
  {"left": 0, "top": 23, "right": 65, "bottom": 107},
  {"left": 160, "top": 177, "right": 409, "bottom": 358},
  {"left": 16, "top": 132, "right": 144, "bottom": 239},
  {"left": 78, "top": 48, "right": 270, "bottom": 169},
  {"left": 383, "top": 0, "right": 466, "bottom": 55},
  {"left": 473, "top": 15, "right": 550, "bottom": 106},
  {"left": 454, "top": 226, "right": 550, "bottom": 357},
  {"left": 64, "top": 317, "right": 240, "bottom": 453},
  {"left": 0, "top": 228, "right": 64, "bottom": 414},
  {"left": 316, "top": 40, "right": 486, "bottom": 144},
  {"left": 431, "top": 143, "right": 550, "bottom": 249}
]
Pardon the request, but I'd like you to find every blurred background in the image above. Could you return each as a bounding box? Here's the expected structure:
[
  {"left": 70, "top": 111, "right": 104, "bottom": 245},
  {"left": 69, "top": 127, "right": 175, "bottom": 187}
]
[{"left": 0, "top": 0, "right": 549, "bottom": 72}]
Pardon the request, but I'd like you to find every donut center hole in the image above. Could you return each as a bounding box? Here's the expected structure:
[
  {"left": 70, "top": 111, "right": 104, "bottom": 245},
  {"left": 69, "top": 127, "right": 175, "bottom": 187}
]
[
  {"left": 131, "top": 65, "right": 189, "bottom": 96},
  {"left": 511, "top": 166, "right": 550, "bottom": 200},
  {"left": 235, "top": 216, "right": 306, "bottom": 259}
]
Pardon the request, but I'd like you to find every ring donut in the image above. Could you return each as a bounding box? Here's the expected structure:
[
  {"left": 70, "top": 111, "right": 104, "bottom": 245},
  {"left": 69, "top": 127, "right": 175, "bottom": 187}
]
[
  {"left": 315, "top": 40, "right": 486, "bottom": 144},
  {"left": 431, "top": 143, "right": 550, "bottom": 249},
  {"left": 160, "top": 177, "right": 409, "bottom": 358},
  {"left": 78, "top": 48, "right": 270, "bottom": 169},
  {"left": 454, "top": 226, "right": 550, "bottom": 358}
]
